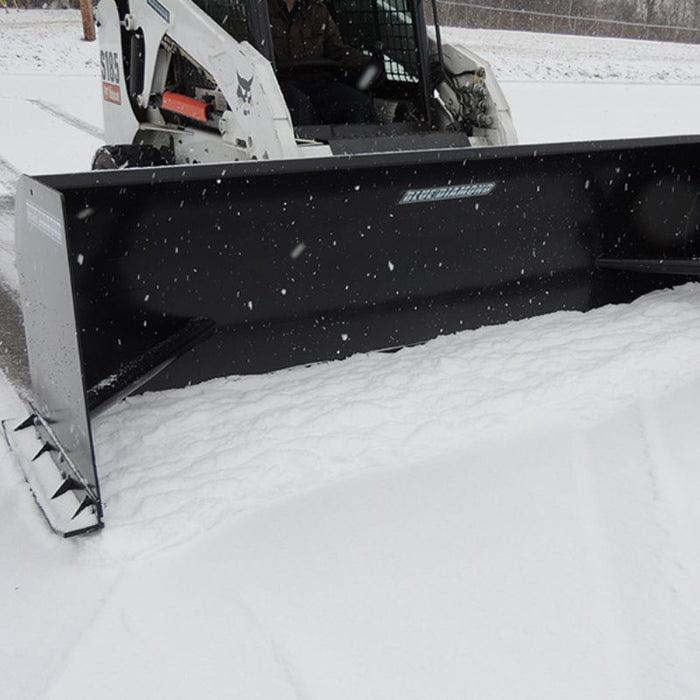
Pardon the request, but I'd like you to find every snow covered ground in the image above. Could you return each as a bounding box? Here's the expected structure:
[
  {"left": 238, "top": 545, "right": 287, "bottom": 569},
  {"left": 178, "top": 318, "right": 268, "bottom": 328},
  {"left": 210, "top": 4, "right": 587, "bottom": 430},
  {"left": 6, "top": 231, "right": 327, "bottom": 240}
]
[{"left": 2, "top": 10, "right": 700, "bottom": 699}]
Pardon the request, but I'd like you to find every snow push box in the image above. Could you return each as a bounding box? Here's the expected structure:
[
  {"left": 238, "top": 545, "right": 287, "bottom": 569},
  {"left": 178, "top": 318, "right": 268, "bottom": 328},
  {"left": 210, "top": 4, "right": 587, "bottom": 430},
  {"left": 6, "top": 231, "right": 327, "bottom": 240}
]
[{"left": 8, "top": 135, "right": 700, "bottom": 535}]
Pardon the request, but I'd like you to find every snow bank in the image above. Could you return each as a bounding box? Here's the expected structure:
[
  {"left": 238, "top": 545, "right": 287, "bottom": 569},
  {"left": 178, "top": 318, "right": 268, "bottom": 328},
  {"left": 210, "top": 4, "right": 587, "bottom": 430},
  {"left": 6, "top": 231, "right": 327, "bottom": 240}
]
[
  {"left": 91, "top": 284, "right": 700, "bottom": 561},
  {"left": 442, "top": 26, "right": 700, "bottom": 84}
]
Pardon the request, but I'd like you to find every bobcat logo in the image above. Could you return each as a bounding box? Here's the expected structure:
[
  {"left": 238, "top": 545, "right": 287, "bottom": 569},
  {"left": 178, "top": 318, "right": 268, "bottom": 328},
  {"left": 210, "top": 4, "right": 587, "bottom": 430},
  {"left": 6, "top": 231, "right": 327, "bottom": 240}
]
[{"left": 236, "top": 73, "right": 254, "bottom": 115}]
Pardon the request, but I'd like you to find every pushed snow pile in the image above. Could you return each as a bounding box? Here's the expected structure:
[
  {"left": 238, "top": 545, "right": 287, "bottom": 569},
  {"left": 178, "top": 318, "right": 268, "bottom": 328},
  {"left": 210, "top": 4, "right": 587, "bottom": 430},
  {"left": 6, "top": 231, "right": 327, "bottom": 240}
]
[{"left": 92, "top": 284, "right": 700, "bottom": 560}]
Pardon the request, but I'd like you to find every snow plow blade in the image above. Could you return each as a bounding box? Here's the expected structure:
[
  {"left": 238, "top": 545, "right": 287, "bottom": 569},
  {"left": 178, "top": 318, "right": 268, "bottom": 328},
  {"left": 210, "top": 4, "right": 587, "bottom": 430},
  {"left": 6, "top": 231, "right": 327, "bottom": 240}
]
[{"left": 13, "top": 135, "right": 700, "bottom": 532}]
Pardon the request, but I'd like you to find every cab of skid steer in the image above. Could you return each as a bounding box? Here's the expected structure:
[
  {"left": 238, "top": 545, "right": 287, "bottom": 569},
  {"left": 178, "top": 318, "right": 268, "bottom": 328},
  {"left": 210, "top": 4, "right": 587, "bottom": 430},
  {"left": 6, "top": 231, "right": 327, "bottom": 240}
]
[{"left": 190, "top": 0, "right": 444, "bottom": 139}]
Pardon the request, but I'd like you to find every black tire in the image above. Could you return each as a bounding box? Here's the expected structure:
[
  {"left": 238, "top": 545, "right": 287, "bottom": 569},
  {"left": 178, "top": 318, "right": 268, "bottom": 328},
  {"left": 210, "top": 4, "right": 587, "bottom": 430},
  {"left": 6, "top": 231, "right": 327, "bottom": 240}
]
[{"left": 91, "top": 144, "right": 170, "bottom": 170}]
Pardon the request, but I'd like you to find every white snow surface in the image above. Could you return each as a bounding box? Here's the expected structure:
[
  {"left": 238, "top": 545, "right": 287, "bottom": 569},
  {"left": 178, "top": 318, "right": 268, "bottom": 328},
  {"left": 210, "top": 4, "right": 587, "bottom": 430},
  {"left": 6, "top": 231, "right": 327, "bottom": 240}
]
[
  {"left": 441, "top": 25, "right": 700, "bottom": 84},
  {"left": 2, "top": 10, "right": 700, "bottom": 699}
]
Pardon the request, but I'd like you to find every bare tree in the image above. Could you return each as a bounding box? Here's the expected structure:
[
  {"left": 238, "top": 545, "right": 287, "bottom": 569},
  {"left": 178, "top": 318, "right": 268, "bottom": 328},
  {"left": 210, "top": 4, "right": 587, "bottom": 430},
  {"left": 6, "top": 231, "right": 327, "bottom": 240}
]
[{"left": 638, "top": 0, "right": 660, "bottom": 22}]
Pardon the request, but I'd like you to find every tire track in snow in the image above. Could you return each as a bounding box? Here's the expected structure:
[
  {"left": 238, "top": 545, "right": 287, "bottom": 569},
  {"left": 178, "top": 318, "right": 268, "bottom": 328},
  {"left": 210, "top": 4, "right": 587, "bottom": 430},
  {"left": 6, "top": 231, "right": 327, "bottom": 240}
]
[
  {"left": 0, "top": 156, "right": 19, "bottom": 211},
  {"left": 27, "top": 99, "right": 103, "bottom": 140},
  {"left": 0, "top": 278, "right": 29, "bottom": 396},
  {"left": 0, "top": 158, "right": 29, "bottom": 393}
]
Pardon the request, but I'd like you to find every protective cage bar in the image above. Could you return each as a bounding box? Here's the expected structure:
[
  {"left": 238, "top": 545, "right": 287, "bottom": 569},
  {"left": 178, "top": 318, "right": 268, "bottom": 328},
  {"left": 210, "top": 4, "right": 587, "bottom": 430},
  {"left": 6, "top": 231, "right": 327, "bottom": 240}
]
[
  {"left": 14, "top": 134, "right": 700, "bottom": 530},
  {"left": 329, "top": 0, "right": 422, "bottom": 84},
  {"left": 191, "top": 0, "right": 270, "bottom": 58}
]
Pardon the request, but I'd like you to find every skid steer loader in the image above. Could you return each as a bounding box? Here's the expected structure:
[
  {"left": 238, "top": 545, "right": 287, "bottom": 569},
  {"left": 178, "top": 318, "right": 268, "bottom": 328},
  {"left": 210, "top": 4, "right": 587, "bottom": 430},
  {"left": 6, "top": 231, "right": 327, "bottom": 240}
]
[
  {"left": 6, "top": 0, "right": 700, "bottom": 536},
  {"left": 91, "top": 0, "right": 516, "bottom": 166}
]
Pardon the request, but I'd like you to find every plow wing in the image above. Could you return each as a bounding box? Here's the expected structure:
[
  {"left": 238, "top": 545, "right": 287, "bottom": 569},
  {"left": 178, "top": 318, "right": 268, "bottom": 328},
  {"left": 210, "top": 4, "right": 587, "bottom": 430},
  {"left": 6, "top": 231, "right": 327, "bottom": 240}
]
[{"left": 12, "top": 135, "right": 700, "bottom": 534}]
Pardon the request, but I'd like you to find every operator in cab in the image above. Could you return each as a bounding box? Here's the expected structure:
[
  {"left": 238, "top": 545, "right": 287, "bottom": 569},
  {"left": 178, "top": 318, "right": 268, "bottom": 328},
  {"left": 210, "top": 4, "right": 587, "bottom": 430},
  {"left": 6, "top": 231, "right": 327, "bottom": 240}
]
[{"left": 268, "top": 0, "right": 380, "bottom": 125}]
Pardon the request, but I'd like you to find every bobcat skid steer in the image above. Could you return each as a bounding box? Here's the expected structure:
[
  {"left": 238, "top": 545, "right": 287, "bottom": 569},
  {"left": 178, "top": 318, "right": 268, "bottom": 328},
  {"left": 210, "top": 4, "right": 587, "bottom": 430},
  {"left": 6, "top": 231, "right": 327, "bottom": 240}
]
[
  {"left": 91, "top": 0, "right": 516, "bottom": 167},
  {"left": 7, "top": 0, "right": 700, "bottom": 535}
]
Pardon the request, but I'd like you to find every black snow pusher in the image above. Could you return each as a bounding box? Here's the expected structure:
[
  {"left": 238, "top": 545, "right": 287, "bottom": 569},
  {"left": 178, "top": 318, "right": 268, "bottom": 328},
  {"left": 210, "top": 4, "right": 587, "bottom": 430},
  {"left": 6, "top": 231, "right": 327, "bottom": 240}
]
[{"left": 8, "top": 134, "right": 700, "bottom": 534}]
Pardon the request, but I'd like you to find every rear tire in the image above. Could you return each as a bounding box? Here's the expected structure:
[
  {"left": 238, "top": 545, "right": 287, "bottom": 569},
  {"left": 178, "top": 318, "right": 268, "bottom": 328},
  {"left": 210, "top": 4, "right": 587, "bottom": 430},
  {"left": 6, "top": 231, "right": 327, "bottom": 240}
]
[{"left": 91, "top": 144, "right": 170, "bottom": 170}]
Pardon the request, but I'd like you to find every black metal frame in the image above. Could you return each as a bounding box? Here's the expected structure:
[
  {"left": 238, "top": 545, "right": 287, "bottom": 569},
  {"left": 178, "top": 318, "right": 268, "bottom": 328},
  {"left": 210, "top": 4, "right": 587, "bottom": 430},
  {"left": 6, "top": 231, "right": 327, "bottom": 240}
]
[
  {"left": 190, "top": 0, "right": 275, "bottom": 60},
  {"left": 219, "top": 0, "right": 437, "bottom": 123},
  {"left": 313, "top": 0, "right": 437, "bottom": 122}
]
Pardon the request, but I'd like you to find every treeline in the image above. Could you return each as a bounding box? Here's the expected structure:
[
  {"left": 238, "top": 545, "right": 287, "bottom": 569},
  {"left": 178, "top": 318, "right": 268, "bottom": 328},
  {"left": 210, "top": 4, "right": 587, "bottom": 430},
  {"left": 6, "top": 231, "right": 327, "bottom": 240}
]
[
  {"left": 472, "top": 0, "right": 700, "bottom": 28},
  {"left": 14, "top": 0, "right": 82, "bottom": 8},
  {"left": 11, "top": 0, "right": 74, "bottom": 7},
  {"left": 17, "top": 0, "right": 700, "bottom": 26},
  {"left": 431, "top": 0, "right": 700, "bottom": 42},
  {"left": 15, "top": 0, "right": 700, "bottom": 39}
]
